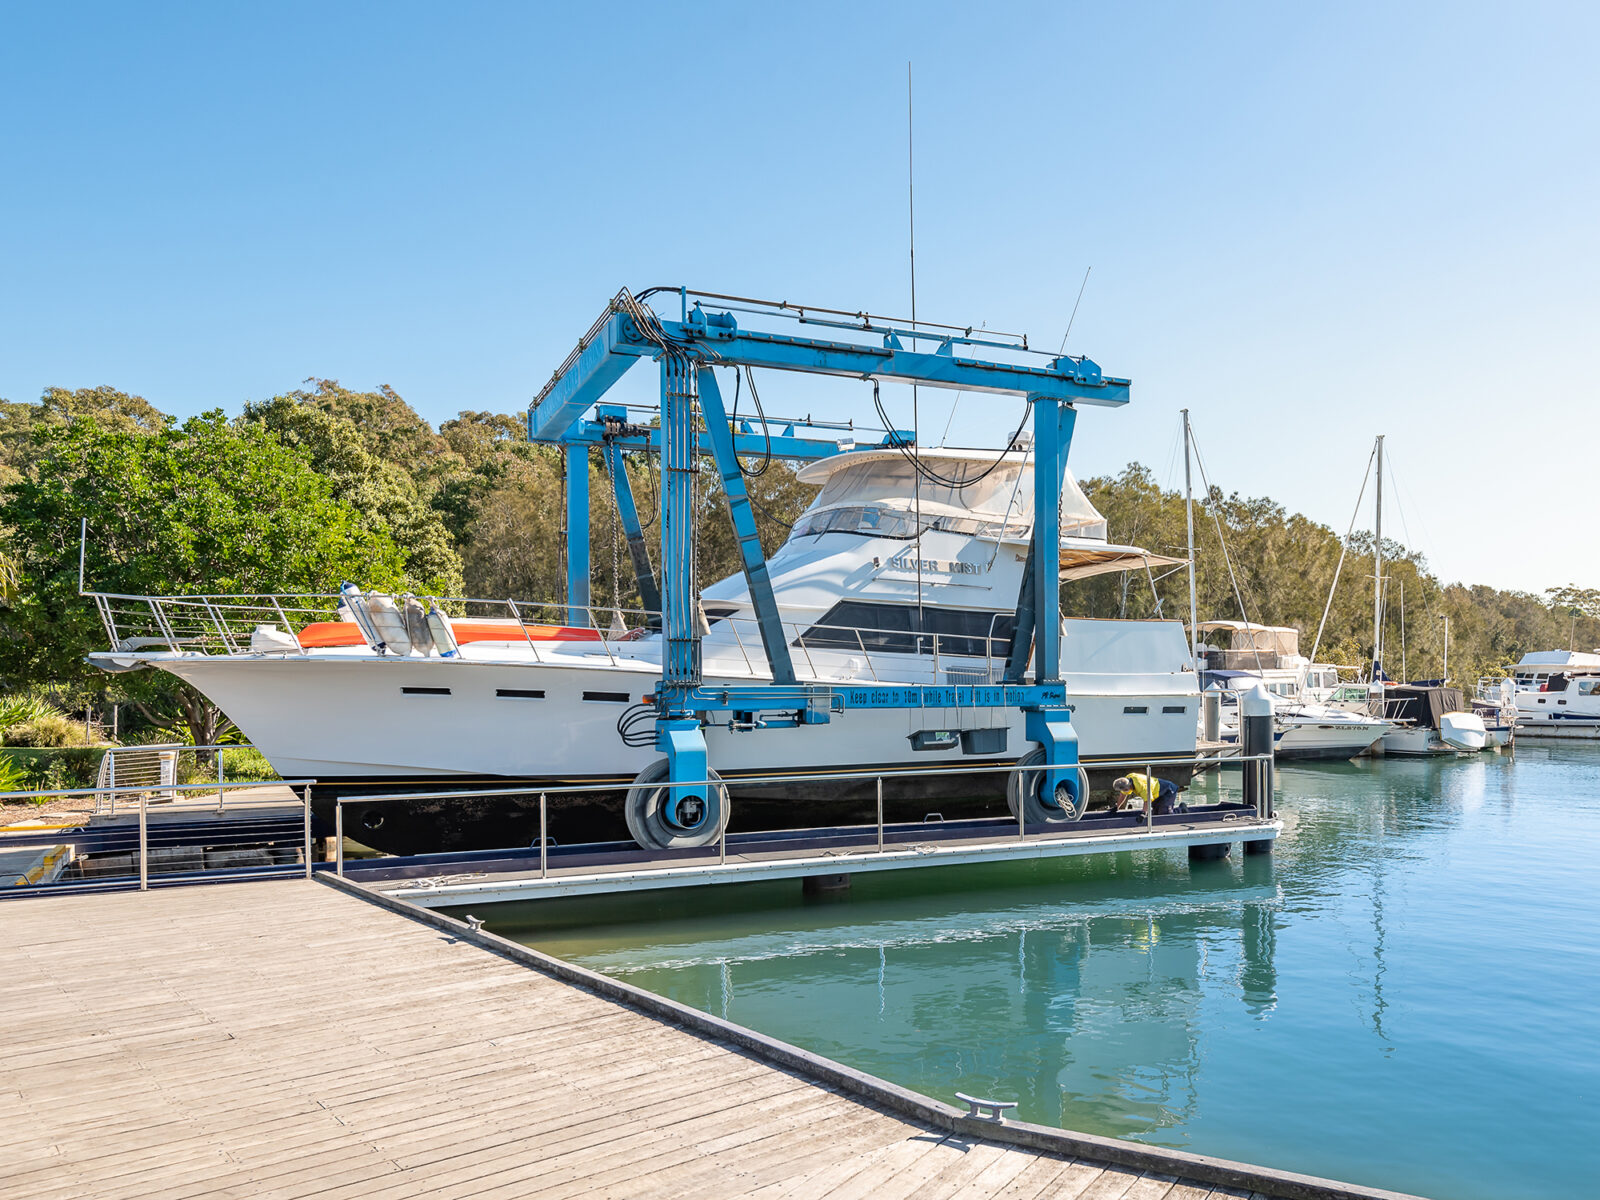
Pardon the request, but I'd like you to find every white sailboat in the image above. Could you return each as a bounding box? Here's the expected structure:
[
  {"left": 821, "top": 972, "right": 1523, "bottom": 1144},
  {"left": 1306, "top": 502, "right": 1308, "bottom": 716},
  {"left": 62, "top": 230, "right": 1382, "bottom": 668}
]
[
  {"left": 1176, "top": 413, "right": 1391, "bottom": 761},
  {"left": 1359, "top": 436, "right": 1486, "bottom": 756}
]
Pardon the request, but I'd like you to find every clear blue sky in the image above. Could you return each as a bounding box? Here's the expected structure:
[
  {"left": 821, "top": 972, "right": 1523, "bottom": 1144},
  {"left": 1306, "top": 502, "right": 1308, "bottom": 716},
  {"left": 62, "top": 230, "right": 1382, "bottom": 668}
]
[{"left": 3, "top": 2, "right": 1595, "bottom": 593}]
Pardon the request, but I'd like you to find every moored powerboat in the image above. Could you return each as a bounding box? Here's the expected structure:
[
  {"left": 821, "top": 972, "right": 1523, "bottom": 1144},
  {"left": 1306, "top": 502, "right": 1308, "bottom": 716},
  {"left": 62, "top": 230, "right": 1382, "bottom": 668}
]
[
  {"left": 1372, "top": 685, "right": 1488, "bottom": 756},
  {"left": 1193, "top": 623, "right": 1391, "bottom": 759},
  {"left": 1508, "top": 672, "right": 1600, "bottom": 740},
  {"left": 1203, "top": 670, "right": 1392, "bottom": 760}
]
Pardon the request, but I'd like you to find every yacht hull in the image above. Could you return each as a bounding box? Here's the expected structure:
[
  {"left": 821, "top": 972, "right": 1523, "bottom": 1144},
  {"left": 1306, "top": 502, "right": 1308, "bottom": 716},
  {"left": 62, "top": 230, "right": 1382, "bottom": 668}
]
[
  {"left": 1218, "top": 715, "right": 1389, "bottom": 761},
  {"left": 1379, "top": 726, "right": 1472, "bottom": 756},
  {"left": 155, "top": 654, "right": 1201, "bottom": 854},
  {"left": 1510, "top": 718, "right": 1600, "bottom": 741}
]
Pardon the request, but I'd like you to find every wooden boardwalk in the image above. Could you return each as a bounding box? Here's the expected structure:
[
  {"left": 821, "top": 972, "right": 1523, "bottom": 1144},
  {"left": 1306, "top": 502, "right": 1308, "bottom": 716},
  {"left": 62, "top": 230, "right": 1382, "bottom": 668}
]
[{"left": 1, "top": 880, "right": 1413, "bottom": 1200}]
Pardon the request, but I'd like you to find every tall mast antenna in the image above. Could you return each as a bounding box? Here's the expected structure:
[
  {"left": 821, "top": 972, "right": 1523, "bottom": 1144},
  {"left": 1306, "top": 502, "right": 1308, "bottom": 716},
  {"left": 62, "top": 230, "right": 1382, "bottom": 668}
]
[
  {"left": 908, "top": 60, "right": 923, "bottom": 623},
  {"left": 1372, "top": 434, "right": 1385, "bottom": 682},
  {"left": 1183, "top": 410, "right": 1198, "bottom": 663}
]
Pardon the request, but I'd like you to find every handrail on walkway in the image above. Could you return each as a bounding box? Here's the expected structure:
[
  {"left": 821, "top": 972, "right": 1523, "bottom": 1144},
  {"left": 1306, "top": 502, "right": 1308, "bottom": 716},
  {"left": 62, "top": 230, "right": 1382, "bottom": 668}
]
[
  {"left": 3, "top": 777, "right": 317, "bottom": 893},
  {"left": 332, "top": 752, "right": 1274, "bottom": 881}
]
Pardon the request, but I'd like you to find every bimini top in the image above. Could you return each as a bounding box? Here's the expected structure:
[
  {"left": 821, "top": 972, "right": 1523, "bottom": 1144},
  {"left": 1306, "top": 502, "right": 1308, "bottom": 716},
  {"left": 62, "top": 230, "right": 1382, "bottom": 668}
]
[
  {"left": 791, "top": 446, "right": 1183, "bottom": 578},
  {"left": 793, "top": 447, "right": 1105, "bottom": 542},
  {"left": 1194, "top": 620, "right": 1302, "bottom": 658}
]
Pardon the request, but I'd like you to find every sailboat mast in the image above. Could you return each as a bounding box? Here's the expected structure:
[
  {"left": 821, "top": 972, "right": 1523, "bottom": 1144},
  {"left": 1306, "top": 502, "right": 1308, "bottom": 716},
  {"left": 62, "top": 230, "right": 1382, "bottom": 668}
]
[
  {"left": 1183, "top": 409, "right": 1198, "bottom": 662},
  {"left": 1372, "top": 435, "right": 1384, "bottom": 681}
]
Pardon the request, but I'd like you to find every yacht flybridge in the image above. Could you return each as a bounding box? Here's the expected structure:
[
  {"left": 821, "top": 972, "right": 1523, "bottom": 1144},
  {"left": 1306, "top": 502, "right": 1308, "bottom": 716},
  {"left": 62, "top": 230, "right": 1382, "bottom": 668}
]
[{"left": 87, "top": 287, "right": 1203, "bottom": 854}]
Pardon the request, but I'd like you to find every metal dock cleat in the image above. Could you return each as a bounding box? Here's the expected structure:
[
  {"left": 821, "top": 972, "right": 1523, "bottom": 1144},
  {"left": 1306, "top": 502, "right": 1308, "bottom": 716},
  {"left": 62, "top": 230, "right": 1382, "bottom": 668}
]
[{"left": 955, "top": 1093, "right": 1018, "bottom": 1123}]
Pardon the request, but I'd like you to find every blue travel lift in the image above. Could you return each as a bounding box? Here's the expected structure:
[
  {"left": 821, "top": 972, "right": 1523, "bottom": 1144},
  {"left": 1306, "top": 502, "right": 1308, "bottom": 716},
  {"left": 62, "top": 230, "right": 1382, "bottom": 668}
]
[{"left": 527, "top": 288, "right": 1130, "bottom": 848}]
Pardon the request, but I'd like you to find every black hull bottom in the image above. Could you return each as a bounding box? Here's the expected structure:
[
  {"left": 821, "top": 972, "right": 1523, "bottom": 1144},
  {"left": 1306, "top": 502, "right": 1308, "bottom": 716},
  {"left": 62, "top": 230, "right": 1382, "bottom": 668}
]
[{"left": 311, "top": 760, "right": 1206, "bottom": 856}]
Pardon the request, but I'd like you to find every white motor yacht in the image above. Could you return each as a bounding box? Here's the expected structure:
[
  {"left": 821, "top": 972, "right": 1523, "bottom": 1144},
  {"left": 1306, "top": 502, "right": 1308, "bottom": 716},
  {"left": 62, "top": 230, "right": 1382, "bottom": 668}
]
[
  {"left": 1203, "top": 673, "right": 1392, "bottom": 760},
  {"left": 1499, "top": 651, "right": 1600, "bottom": 740},
  {"left": 1194, "top": 622, "right": 1391, "bottom": 759},
  {"left": 89, "top": 449, "right": 1203, "bottom": 853}
]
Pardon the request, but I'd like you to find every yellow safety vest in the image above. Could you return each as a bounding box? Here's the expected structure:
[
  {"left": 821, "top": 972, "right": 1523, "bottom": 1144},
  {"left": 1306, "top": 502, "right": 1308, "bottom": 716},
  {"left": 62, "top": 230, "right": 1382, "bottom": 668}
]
[{"left": 1125, "top": 773, "right": 1167, "bottom": 805}]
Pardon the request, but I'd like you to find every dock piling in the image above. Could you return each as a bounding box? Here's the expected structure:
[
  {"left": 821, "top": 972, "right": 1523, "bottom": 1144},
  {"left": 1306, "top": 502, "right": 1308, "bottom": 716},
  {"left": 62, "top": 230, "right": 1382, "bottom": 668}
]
[
  {"left": 1241, "top": 686, "right": 1275, "bottom": 820},
  {"left": 803, "top": 872, "right": 852, "bottom": 896}
]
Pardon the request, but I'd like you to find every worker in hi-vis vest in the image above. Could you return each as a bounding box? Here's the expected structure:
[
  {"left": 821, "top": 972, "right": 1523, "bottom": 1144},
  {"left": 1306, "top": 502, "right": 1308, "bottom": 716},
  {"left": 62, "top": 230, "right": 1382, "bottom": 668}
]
[{"left": 1112, "top": 773, "right": 1182, "bottom": 815}]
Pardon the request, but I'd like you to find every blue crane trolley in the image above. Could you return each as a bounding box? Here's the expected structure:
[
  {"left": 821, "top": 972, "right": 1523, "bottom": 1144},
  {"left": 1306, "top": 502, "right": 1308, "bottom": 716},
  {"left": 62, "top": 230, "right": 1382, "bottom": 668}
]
[{"left": 528, "top": 287, "right": 1131, "bottom": 847}]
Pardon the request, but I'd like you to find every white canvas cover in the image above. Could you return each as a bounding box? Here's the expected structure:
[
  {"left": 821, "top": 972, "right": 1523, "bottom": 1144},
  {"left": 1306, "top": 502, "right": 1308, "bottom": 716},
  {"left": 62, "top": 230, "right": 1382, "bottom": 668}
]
[
  {"left": 794, "top": 449, "right": 1109, "bottom": 541},
  {"left": 1194, "top": 620, "right": 1301, "bottom": 657}
]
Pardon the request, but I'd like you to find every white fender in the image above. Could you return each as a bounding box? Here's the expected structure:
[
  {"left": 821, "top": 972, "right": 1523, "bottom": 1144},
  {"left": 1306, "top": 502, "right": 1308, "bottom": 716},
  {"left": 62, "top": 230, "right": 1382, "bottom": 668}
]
[
  {"left": 366, "top": 594, "right": 412, "bottom": 656},
  {"left": 401, "top": 595, "right": 433, "bottom": 656},
  {"left": 426, "top": 605, "right": 460, "bottom": 658},
  {"left": 339, "top": 582, "right": 385, "bottom": 653}
]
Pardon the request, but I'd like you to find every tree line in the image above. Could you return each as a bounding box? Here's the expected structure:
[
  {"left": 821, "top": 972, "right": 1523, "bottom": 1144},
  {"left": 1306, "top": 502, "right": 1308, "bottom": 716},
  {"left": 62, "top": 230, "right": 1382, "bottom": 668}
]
[{"left": 0, "top": 382, "right": 1592, "bottom": 750}]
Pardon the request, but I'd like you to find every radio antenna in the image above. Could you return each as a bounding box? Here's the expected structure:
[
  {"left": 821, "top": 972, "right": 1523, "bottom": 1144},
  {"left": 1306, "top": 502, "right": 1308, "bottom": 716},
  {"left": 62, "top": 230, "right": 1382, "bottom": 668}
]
[{"left": 907, "top": 60, "right": 923, "bottom": 623}]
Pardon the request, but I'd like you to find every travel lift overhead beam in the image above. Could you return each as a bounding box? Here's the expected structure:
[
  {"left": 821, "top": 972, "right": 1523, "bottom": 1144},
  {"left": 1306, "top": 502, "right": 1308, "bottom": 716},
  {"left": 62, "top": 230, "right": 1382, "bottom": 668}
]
[{"left": 528, "top": 287, "right": 1130, "bottom": 845}]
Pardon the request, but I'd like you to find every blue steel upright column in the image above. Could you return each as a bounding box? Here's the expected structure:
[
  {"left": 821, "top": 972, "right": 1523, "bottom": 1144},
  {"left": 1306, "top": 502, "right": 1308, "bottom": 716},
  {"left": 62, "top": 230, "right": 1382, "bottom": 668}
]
[
  {"left": 564, "top": 444, "right": 590, "bottom": 626},
  {"left": 1023, "top": 396, "right": 1082, "bottom": 812},
  {"left": 655, "top": 354, "right": 708, "bottom": 804}
]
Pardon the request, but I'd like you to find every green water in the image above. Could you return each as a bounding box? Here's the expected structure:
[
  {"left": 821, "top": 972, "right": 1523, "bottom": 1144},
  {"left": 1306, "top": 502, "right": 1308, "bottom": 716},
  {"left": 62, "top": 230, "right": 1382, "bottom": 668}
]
[{"left": 485, "top": 746, "right": 1600, "bottom": 1200}]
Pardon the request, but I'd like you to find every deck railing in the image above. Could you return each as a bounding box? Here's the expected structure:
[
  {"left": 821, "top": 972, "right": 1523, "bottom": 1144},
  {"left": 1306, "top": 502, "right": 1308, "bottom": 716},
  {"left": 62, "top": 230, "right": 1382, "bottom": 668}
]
[
  {"left": 1, "top": 778, "right": 316, "bottom": 896},
  {"left": 330, "top": 751, "right": 1272, "bottom": 883},
  {"left": 86, "top": 591, "right": 1020, "bottom": 685},
  {"left": 92, "top": 742, "right": 272, "bottom": 816}
]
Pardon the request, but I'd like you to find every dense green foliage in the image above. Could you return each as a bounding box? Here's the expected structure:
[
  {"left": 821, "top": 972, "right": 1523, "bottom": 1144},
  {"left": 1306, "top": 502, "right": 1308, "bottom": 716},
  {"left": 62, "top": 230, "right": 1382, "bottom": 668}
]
[
  {"left": 0, "top": 380, "right": 1591, "bottom": 758},
  {"left": 1072, "top": 464, "right": 1600, "bottom": 687},
  {"left": 0, "top": 406, "right": 408, "bottom": 744}
]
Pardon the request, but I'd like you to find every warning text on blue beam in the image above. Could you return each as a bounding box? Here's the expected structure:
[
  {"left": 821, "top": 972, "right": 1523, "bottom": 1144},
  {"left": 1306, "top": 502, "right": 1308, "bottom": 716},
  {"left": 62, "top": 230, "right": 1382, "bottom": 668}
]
[
  {"left": 688, "top": 683, "right": 1067, "bottom": 712},
  {"left": 833, "top": 684, "right": 1067, "bottom": 709}
]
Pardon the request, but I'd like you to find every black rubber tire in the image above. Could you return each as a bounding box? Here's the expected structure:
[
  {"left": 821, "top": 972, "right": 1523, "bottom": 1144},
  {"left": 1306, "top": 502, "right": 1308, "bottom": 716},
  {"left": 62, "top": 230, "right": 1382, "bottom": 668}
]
[
  {"left": 624, "top": 758, "right": 730, "bottom": 850},
  {"left": 1005, "top": 748, "right": 1090, "bottom": 825}
]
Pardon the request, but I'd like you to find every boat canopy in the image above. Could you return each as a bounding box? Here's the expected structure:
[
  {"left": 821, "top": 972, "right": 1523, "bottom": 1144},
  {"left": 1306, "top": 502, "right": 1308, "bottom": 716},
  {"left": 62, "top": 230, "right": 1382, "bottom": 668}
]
[
  {"left": 1058, "top": 538, "right": 1186, "bottom": 581},
  {"left": 1505, "top": 649, "right": 1600, "bottom": 674},
  {"left": 1193, "top": 620, "right": 1301, "bottom": 658},
  {"left": 794, "top": 448, "right": 1106, "bottom": 541},
  {"left": 790, "top": 447, "right": 1182, "bottom": 580},
  {"left": 1386, "top": 684, "right": 1467, "bottom": 730}
]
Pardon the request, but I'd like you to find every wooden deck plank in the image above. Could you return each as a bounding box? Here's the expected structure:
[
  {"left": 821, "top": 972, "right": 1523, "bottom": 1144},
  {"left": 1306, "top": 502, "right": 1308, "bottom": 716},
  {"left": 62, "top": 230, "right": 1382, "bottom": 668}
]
[{"left": 0, "top": 879, "right": 1384, "bottom": 1200}]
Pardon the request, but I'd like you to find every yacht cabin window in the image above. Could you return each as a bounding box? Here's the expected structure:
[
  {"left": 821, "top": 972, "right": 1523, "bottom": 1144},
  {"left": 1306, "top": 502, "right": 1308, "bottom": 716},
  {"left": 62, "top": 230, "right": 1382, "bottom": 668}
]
[
  {"left": 797, "top": 601, "right": 1015, "bottom": 658},
  {"left": 791, "top": 505, "right": 1025, "bottom": 541}
]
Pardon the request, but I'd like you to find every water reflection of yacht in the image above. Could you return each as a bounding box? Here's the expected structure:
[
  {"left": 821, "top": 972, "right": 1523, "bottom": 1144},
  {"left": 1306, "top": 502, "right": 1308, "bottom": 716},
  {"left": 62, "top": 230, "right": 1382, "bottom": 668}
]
[
  {"left": 559, "top": 866, "right": 1279, "bottom": 1138},
  {"left": 90, "top": 448, "right": 1201, "bottom": 854}
]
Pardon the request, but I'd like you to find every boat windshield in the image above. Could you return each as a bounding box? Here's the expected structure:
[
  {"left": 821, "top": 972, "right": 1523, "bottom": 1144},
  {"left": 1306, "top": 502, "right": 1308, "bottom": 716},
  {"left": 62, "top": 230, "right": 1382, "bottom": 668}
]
[{"left": 791, "top": 506, "right": 1025, "bottom": 540}]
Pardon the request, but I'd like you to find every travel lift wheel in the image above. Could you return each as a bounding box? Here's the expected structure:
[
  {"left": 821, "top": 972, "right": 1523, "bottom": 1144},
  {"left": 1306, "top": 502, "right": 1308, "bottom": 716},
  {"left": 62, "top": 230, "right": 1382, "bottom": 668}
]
[
  {"left": 624, "top": 758, "right": 730, "bottom": 851},
  {"left": 1005, "top": 747, "right": 1091, "bottom": 826}
]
